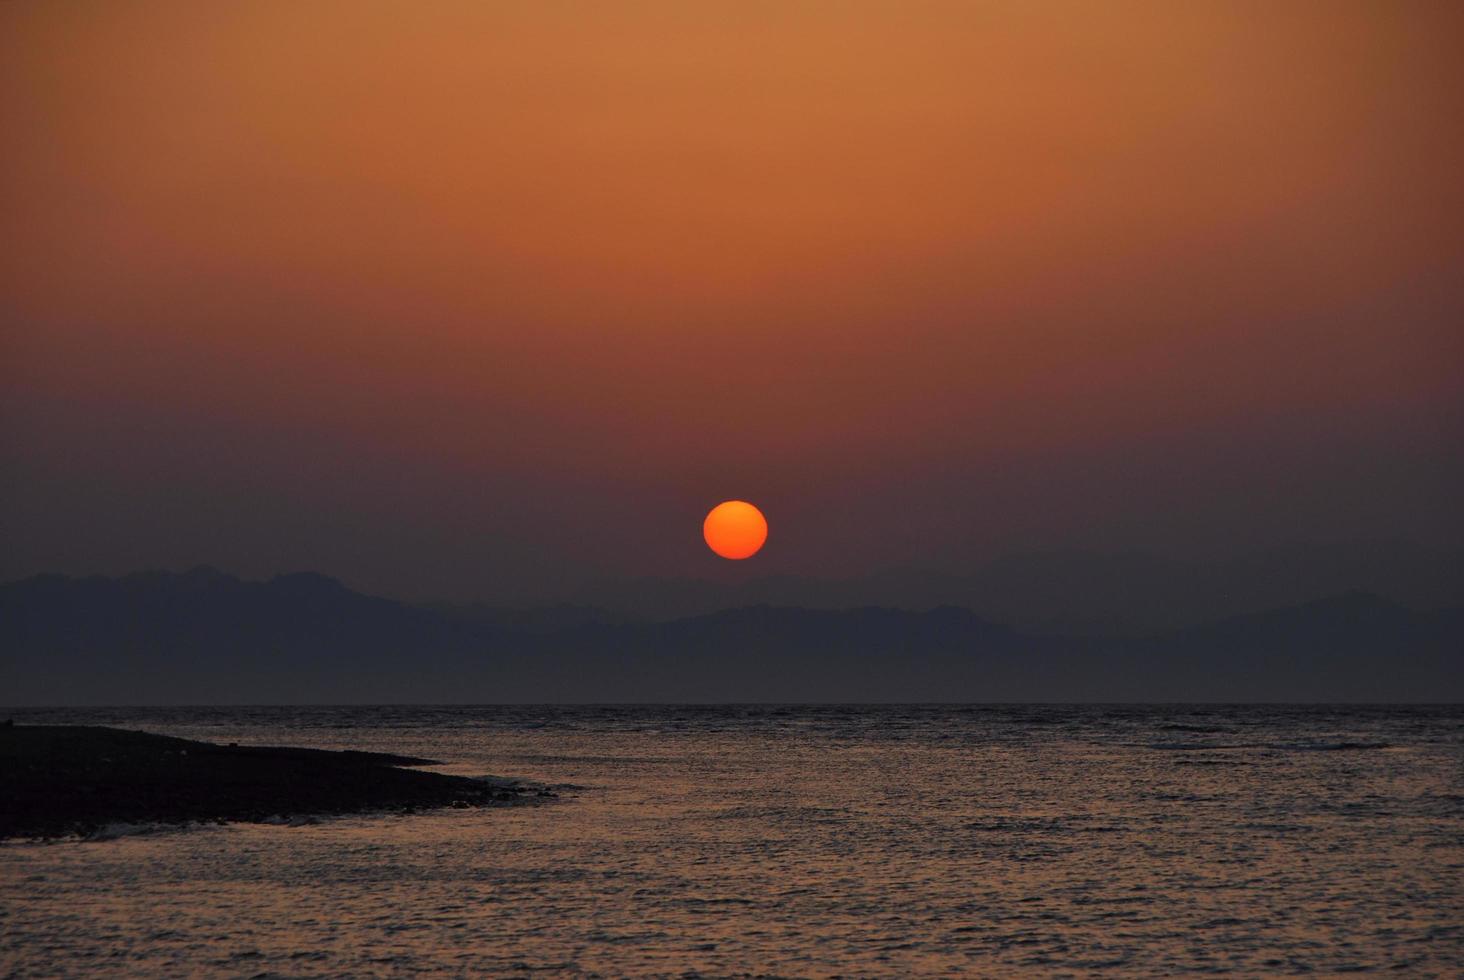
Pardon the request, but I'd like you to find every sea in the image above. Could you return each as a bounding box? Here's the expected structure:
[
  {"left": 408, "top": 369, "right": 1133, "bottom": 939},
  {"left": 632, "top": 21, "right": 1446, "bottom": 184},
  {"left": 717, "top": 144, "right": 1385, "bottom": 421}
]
[{"left": 2, "top": 704, "right": 1461, "bottom": 977}]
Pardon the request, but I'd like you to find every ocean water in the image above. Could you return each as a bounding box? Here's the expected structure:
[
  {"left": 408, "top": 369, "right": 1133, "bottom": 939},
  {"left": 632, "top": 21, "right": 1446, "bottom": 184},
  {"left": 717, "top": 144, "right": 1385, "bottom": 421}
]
[{"left": 2, "top": 704, "right": 1461, "bottom": 977}]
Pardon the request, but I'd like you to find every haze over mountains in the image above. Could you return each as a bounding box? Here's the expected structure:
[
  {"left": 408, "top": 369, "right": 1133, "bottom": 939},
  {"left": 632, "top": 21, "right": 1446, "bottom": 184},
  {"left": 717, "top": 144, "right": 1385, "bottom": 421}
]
[
  {"left": 3, "top": 552, "right": 1460, "bottom": 705},
  {"left": 555, "top": 541, "right": 1464, "bottom": 634}
]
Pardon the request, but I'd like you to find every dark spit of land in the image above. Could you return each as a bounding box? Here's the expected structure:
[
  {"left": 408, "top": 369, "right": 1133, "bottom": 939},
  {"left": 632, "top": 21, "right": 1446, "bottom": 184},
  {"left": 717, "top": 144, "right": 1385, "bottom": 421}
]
[{"left": 0, "top": 724, "right": 546, "bottom": 840}]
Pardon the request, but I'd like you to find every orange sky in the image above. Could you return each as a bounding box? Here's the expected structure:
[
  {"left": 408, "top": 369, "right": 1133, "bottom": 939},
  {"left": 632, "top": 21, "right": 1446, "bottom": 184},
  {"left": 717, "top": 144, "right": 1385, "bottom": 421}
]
[{"left": 3, "top": 1, "right": 1461, "bottom": 599}]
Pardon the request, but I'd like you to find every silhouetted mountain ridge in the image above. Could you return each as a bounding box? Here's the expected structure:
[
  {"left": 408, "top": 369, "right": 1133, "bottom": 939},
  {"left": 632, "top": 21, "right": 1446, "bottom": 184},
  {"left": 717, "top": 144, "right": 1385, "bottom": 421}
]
[
  {"left": 426, "top": 600, "right": 634, "bottom": 633},
  {"left": 559, "top": 541, "right": 1464, "bottom": 633},
  {"left": 2, "top": 570, "right": 1459, "bottom": 703}
]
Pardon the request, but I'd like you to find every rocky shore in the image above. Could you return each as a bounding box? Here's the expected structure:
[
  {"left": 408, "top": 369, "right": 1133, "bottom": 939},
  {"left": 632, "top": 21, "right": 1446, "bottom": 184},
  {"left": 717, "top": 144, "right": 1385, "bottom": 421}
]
[{"left": 0, "top": 724, "right": 545, "bottom": 840}]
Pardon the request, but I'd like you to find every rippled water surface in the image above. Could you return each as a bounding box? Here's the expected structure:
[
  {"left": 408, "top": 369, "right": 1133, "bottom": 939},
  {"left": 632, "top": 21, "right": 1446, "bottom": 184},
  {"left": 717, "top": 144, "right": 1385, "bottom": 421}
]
[{"left": 2, "top": 704, "right": 1462, "bottom": 976}]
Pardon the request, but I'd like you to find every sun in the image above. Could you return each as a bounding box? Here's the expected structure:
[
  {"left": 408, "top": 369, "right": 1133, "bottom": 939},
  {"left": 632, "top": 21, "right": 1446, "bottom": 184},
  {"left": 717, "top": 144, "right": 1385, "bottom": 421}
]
[{"left": 703, "top": 500, "right": 768, "bottom": 560}]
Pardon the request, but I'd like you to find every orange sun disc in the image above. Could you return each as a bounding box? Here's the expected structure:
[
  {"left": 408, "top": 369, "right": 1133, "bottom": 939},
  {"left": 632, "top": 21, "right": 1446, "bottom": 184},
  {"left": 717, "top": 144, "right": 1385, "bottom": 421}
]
[{"left": 703, "top": 500, "right": 768, "bottom": 559}]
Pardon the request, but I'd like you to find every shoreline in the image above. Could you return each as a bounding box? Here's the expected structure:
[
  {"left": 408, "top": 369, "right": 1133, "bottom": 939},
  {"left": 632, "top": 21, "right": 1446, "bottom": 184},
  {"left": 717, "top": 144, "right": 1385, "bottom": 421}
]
[{"left": 0, "top": 724, "right": 546, "bottom": 841}]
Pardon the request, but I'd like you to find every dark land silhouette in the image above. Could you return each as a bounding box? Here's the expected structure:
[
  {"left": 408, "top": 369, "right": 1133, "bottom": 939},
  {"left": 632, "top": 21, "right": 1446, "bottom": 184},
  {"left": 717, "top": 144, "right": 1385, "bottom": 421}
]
[
  {"left": 3, "top": 568, "right": 1460, "bottom": 704},
  {"left": 0, "top": 724, "right": 544, "bottom": 840},
  {"left": 553, "top": 541, "right": 1464, "bottom": 633}
]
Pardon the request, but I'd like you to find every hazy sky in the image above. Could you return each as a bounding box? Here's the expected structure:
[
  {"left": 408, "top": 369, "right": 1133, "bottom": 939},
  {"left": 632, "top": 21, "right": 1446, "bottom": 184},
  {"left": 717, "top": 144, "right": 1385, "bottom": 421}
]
[{"left": 3, "top": 1, "right": 1461, "bottom": 602}]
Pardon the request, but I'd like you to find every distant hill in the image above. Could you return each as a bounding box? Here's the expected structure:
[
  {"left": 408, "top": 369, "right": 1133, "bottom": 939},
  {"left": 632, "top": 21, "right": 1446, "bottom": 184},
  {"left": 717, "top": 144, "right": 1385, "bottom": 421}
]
[
  {"left": 1, "top": 569, "right": 1459, "bottom": 704},
  {"left": 560, "top": 541, "right": 1464, "bottom": 634},
  {"left": 424, "top": 600, "right": 635, "bottom": 633},
  {"left": 0, "top": 568, "right": 477, "bottom": 704}
]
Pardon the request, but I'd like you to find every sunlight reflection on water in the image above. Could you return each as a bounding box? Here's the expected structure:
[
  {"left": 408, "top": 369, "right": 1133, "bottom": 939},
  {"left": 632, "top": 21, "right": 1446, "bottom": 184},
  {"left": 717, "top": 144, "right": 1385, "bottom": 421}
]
[{"left": 2, "top": 704, "right": 1461, "bottom": 976}]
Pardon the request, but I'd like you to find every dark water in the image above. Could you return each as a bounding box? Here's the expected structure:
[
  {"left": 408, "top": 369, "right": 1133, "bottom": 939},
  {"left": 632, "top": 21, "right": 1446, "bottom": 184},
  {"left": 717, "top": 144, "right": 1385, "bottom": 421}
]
[{"left": 2, "top": 705, "right": 1461, "bottom": 976}]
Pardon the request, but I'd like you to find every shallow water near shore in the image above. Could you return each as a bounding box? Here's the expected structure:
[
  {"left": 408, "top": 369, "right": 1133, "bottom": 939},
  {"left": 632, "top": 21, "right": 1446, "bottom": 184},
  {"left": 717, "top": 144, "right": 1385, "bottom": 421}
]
[{"left": 2, "top": 704, "right": 1461, "bottom": 976}]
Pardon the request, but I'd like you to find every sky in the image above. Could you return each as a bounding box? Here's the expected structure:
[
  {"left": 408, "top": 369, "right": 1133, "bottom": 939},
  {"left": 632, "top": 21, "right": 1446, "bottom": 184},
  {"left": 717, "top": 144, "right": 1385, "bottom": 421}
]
[{"left": 3, "top": 1, "right": 1462, "bottom": 604}]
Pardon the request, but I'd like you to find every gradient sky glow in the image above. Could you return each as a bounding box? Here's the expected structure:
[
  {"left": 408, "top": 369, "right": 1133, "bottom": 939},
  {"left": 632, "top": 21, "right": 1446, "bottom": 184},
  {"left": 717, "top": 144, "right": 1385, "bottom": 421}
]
[{"left": 3, "top": 1, "right": 1461, "bottom": 601}]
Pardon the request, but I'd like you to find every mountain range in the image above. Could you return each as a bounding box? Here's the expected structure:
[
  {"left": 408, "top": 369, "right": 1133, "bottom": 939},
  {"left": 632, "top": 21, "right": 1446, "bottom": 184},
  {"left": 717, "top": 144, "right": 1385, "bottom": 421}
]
[
  {"left": 551, "top": 541, "right": 1464, "bottom": 633},
  {"left": 2, "top": 567, "right": 1459, "bottom": 704}
]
